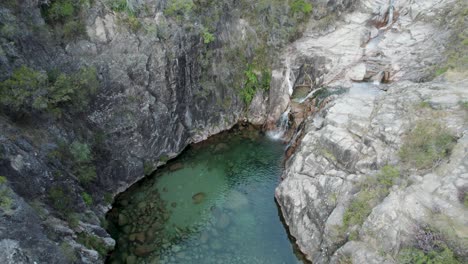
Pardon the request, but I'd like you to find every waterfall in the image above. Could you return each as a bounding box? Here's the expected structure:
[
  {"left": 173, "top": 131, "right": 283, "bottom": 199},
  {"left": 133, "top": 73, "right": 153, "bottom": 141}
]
[
  {"left": 387, "top": 0, "right": 395, "bottom": 27},
  {"left": 267, "top": 107, "right": 291, "bottom": 140},
  {"left": 295, "top": 88, "right": 324, "bottom": 103}
]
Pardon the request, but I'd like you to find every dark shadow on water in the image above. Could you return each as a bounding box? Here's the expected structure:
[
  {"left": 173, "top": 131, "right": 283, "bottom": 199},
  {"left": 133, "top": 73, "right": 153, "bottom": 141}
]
[{"left": 276, "top": 199, "right": 313, "bottom": 264}]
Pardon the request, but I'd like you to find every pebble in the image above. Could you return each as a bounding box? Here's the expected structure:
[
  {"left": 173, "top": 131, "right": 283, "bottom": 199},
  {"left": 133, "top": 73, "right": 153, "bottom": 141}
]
[{"left": 172, "top": 245, "right": 181, "bottom": 253}]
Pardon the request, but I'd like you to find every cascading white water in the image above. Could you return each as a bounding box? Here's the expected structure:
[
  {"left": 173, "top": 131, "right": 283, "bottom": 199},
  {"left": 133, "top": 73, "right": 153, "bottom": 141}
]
[
  {"left": 267, "top": 107, "right": 291, "bottom": 140},
  {"left": 295, "top": 88, "right": 324, "bottom": 103},
  {"left": 387, "top": 0, "right": 395, "bottom": 27}
]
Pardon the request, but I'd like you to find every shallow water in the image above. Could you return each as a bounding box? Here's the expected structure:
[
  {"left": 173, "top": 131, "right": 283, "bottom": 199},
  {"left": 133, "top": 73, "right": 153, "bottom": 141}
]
[{"left": 106, "top": 129, "right": 306, "bottom": 264}]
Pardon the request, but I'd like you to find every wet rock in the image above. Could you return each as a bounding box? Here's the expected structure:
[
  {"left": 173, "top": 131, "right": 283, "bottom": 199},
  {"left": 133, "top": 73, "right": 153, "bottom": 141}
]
[
  {"left": 347, "top": 63, "right": 367, "bottom": 81},
  {"left": 126, "top": 255, "right": 137, "bottom": 264},
  {"left": 172, "top": 245, "right": 181, "bottom": 253},
  {"left": 134, "top": 244, "right": 154, "bottom": 257},
  {"left": 137, "top": 202, "right": 146, "bottom": 209},
  {"left": 169, "top": 163, "right": 184, "bottom": 171},
  {"left": 135, "top": 232, "right": 145, "bottom": 243},
  {"left": 192, "top": 192, "right": 207, "bottom": 204},
  {"left": 118, "top": 214, "right": 128, "bottom": 226},
  {"left": 214, "top": 143, "right": 229, "bottom": 153}
]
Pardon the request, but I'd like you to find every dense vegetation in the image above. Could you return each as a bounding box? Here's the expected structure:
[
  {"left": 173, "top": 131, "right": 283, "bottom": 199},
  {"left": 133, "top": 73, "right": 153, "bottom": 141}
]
[
  {"left": 40, "top": 0, "right": 91, "bottom": 40},
  {"left": 240, "top": 64, "right": 271, "bottom": 104},
  {"left": 0, "top": 66, "right": 99, "bottom": 117}
]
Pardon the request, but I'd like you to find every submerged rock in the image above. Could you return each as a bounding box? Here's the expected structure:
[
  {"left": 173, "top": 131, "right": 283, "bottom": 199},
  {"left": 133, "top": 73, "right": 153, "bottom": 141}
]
[
  {"left": 118, "top": 214, "right": 129, "bottom": 226},
  {"left": 134, "top": 245, "right": 154, "bottom": 257},
  {"left": 224, "top": 190, "right": 249, "bottom": 211},
  {"left": 215, "top": 213, "right": 231, "bottom": 229},
  {"left": 169, "top": 163, "right": 184, "bottom": 171},
  {"left": 192, "top": 192, "right": 207, "bottom": 204}
]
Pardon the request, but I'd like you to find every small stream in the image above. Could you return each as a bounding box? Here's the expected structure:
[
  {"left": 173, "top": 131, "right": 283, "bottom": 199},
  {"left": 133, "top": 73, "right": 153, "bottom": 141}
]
[{"left": 106, "top": 127, "right": 306, "bottom": 264}]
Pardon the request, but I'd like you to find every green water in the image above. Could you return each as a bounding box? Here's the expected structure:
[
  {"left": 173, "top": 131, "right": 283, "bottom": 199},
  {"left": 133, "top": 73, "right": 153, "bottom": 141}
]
[{"left": 106, "top": 129, "right": 306, "bottom": 264}]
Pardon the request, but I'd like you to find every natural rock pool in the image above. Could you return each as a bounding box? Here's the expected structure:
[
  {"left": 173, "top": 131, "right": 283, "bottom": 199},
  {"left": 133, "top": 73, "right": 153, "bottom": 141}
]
[{"left": 106, "top": 128, "right": 306, "bottom": 264}]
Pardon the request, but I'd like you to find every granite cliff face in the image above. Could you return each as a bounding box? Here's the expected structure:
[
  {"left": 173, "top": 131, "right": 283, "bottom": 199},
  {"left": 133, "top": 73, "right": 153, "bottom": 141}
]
[{"left": 275, "top": 0, "right": 468, "bottom": 263}]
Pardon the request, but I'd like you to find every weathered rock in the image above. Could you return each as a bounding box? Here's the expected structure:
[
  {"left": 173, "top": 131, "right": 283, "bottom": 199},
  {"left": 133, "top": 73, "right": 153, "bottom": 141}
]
[
  {"left": 215, "top": 213, "right": 231, "bottom": 230},
  {"left": 347, "top": 63, "right": 367, "bottom": 81},
  {"left": 277, "top": 79, "right": 468, "bottom": 263},
  {"left": 275, "top": 1, "right": 468, "bottom": 262}
]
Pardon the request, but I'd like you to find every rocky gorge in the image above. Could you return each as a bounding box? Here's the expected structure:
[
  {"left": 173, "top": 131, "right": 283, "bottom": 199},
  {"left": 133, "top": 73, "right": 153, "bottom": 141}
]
[{"left": 0, "top": 0, "right": 467, "bottom": 263}]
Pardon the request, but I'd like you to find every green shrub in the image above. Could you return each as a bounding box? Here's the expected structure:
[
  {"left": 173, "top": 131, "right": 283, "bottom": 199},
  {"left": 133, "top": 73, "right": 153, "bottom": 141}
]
[
  {"left": 75, "top": 164, "right": 97, "bottom": 184},
  {"left": 104, "top": 193, "right": 113, "bottom": 204},
  {"left": 47, "top": 0, "right": 75, "bottom": 22},
  {"left": 117, "top": 14, "right": 142, "bottom": 32},
  {"left": 399, "top": 121, "right": 456, "bottom": 170},
  {"left": 0, "top": 66, "right": 99, "bottom": 116},
  {"left": 110, "top": 0, "right": 129, "bottom": 12},
  {"left": 240, "top": 85, "right": 256, "bottom": 105},
  {"left": 239, "top": 64, "right": 272, "bottom": 104},
  {"left": 67, "top": 213, "right": 80, "bottom": 228},
  {"left": 159, "top": 155, "right": 169, "bottom": 163},
  {"left": 290, "top": 0, "right": 313, "bottom": 15},
  {"left": 62, "top": 20, "right": 86, "bottom": 40},
  {"left": 0, "top": 66, "right": 48, "bottom": 113},
  {"left": 60, "top": 242, "right": 78, "bottom": 262},
  {"left": 435, "top": 67, "right": 449, "bottom": 76},
  {"left": 49, "top": 140, "right": 97, "bottom": 184},
  {"left": 77, "top": 232, "right": 109, "bottom": 257},
  {"left": 69, "top": 67, "right": 99, "bottom": 112},
  {"left": 202, "top": 29, "right": 215, "bottom": 44},
  {"left": 165, "top": 0, "right": 194, "bottom": 18},
  {"left": 399, "top": 246, "right": 460, "bottom": 264},
  {"left": 82, "top": 192, "right": 93, "bottom": 206},
  {"left": 418, "top": 101, "right": 431, "bottom": 109},
  {"left": 41, "top": 0, "right": 89, "bottom": 40},
  {"left": 342, "top": 165, "right": 400, "bottom": 234},
  {"left": 70, "top": 141, "right": 93, "bottom": 163},
  {"left": 460, "top": 101, "right": 468, "bottom": 111},
  {"left": 343, "top": 190, "right": 378, "bottom": 228},
  {"left": 337, "top": 254, "right": 353, "bottom": 264},
  {"left": 377, "top": 165, "right": 400, "bottom": 189},
  {"left": 261, "top": 69, "right": 272, "bottom": 91},
  {"left": 144, "top": 161, "right": 155, "bottom": 175},
  {"left": 0, "top": 176, "right": 12, "bottom": 211},
  {"left": 49, "top": 186, "right": 73, "bottom": 215}
]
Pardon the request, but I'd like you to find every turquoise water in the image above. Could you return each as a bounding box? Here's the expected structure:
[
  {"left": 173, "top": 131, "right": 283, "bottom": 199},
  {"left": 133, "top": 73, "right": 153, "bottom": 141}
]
[{"left": 106, "top": 129, "right": 306, "bottom": 264}]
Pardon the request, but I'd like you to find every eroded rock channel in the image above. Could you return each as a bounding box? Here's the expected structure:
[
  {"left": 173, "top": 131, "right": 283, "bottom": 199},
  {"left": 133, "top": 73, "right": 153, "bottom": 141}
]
[{"left": 106, "top": 127, "right": 307, "bottom": 264}]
